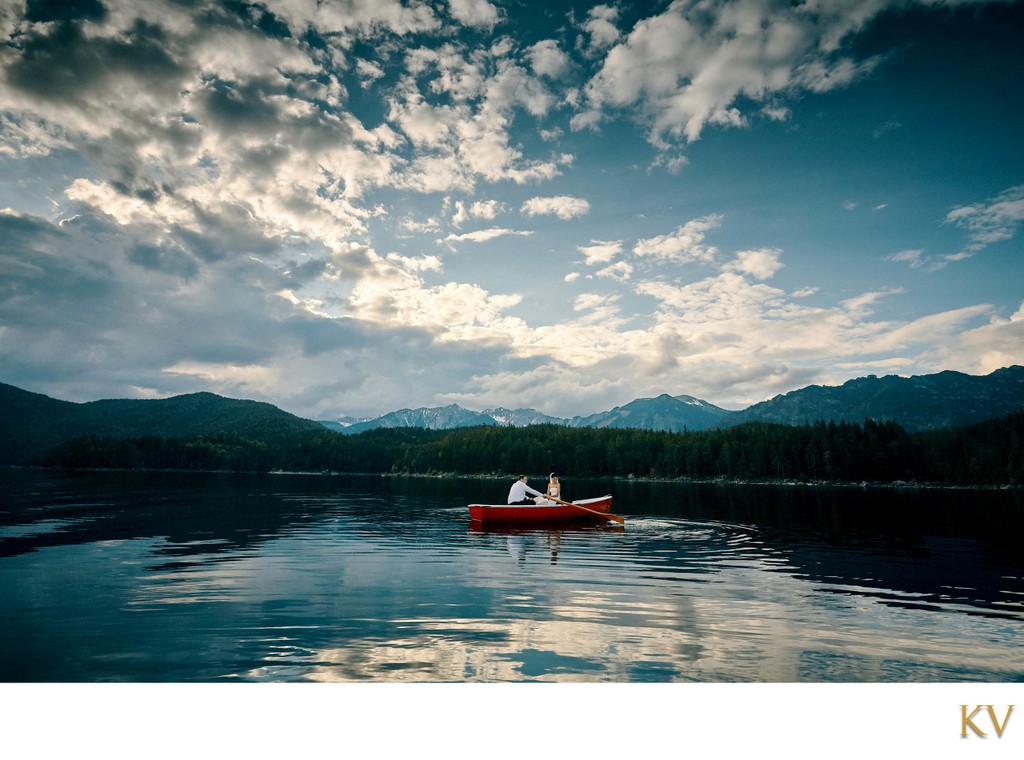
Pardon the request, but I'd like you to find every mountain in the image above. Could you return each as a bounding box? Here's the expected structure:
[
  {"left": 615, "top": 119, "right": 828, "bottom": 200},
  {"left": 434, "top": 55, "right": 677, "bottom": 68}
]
[
  {"left": 340, "top": 404, "right": 498, "bottom": 434},
  {"left": 570, "top": 393, "right": 736, "bottom": 432},
  {"left": 484, "top": 407, "right": 569, "bottom": 426},
  {"left": 331, "top": 404, "right": 567, "bottom": 434},
  {"left": 318, "top": 415, "right": 373, "bottom": 432},
  {"left": 731, "top": 366, "right": 1024, "bottom": 431},
  {"left": 0, "top": 382, "right": 326, "bottom": 464},
  {"left": 335, "top": 396, "right": 733, "bottom": 435}
]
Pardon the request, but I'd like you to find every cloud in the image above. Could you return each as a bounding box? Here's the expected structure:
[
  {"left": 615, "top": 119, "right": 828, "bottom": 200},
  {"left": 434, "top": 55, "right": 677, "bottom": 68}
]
[
  {"left": 346, "top": 258, "right": 529, "bottom": 348},
  {"left": 632, "top": 214, "right": 723, "bottom": 263},
  {"left": 887, "top": 186, "right": 1024, "bottom": 272},
  {"left": 356, "top": 58, "right": 386, "bottom": 87},
  {"left": 440, "top": 228, "right": 534, "bottom": 245},
  {"left": 521, "top": 195, "right": 591, "bottom": 220},
  {"left": 841, "top": 288, "right": 904, "bottom": 316},
  {"left": 451, "top": 199, "right": 503, "bottom": 226},
  {"left": 887, "top": 249, "right": 925, "bottom": 268},
  {"left": 651, "top": 151, "right": 690, "bottom": 174},
  {"left": 400, "top": 215, "right": 443, "bottom": 234},
  {"left": 3, "top": 13, "right": 187, "bottom": 111},
  {"left": 529, "top": 40, "right": 570, "bottom": 79},
  {"left": 947, "top": 302, "right": 1024, "bottom": 376},
  {"left": 0, "top": 2, "right": 410, "bottom": 260},
  {"left": 577, "top": 240, "right": 623, "bottom": 265},
  {"left": 0, "top": 207, "right": 309, "bottom": 400},
  {"left": 582, "top": 5, "right": 622, "bottom": 52},
  {"left": 1, "top": 0, "right": 569, "bottom": 239},
  {"left": 126, "top": 241, "right": 200, "bottom": 279},
  {"left": 385, "top": 253, "right": 443, "bottom": 273},
  {"left": 443, "top": 363, "right": 633, "bottom": 420},
  {"left": 945, "top": 185, "right": 1024, "bottom": 251},
  {"left": 626, "top": 267, "right": 995, "bottom": 406},
  {"left": 578, "top": 0, "right": 886, "bottom": 146},
  {"left": 573, "top": 293, "right": 618, "bottom": 312},
  {"left": 385, "top": 46, "right": 569, "bottom": 190},
  {"left": 726, "top": 248, "right": 784, "bottom": 281},
  {"left": 595, "top": 261, "right": 633, "bottom": 282},
  {"left": 872, "top": 119, "right": 902, "bottom": 138},
  {"left": 447, "top": 0, "right": 500, "bottom": 29},
  {"left": 273, "top": 0, "right": 443, "bottom": 38}
]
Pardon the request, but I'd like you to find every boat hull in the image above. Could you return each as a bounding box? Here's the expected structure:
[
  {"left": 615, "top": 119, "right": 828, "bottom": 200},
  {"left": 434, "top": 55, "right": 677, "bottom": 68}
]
[{"left": 468, "top": 495, "right": 613, "bottom": 524}]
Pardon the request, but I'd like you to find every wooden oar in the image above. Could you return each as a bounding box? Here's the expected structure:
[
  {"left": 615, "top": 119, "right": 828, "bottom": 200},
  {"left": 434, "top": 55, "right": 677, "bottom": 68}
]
[{"left": 545, "top": 495, "right": 625, "bottom": 524}]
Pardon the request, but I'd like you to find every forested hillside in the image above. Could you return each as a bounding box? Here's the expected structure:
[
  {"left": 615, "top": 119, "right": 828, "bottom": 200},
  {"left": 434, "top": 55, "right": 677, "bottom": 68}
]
[
  {"left": 38, "top": 413, "right": 1024, "bottom": 487},
  {"left": 0, "top": 382, "right": 327, "bottom": 464}
]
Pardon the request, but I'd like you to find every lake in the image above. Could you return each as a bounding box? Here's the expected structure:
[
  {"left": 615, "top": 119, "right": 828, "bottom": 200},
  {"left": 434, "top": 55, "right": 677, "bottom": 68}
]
[{"left": 1, "top": 468, "right": 1022, "bottom": 683}]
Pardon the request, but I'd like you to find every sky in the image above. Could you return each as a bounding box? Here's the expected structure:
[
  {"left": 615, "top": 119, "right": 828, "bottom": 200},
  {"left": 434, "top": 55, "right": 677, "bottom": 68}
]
[{"left": 0, "top": 0, "right": 1022, "bottom": 420}]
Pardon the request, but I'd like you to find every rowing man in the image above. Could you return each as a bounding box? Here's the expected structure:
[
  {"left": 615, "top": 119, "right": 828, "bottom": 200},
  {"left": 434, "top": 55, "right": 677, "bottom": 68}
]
[{"left": 507, "top": 474, "right": 544, "bottom": 505}]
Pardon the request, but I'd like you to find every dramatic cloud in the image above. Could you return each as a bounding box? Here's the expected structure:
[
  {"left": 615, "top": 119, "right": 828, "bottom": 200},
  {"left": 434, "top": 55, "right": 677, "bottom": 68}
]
[{"left": 0, "top": 0, "right": 1019, "bottom": 418}]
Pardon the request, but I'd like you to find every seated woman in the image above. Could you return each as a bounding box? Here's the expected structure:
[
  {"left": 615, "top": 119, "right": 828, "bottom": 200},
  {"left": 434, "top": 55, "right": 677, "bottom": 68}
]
[
  {"left": 536, "top": 473, "right": 561, "bottom": 505},
  {"left": 547, "top": 473, "right": 560, "bottom": 499}
]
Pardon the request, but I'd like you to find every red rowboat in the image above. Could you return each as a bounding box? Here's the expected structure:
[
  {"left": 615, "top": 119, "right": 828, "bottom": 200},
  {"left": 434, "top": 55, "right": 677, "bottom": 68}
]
[{"left": 468, "top": 495, "right": 614, "bottom": 524}]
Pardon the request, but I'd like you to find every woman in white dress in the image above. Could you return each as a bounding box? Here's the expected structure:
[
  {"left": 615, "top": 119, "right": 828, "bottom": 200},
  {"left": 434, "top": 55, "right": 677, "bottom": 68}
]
[{"left": 539, "top": 473, "right": 561, "bottom": 505}]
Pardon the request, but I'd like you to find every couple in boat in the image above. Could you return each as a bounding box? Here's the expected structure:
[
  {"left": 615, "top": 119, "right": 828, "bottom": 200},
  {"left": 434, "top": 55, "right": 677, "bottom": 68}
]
[{"left": 507, "top": 473, "right": 561, "bottom": 506}]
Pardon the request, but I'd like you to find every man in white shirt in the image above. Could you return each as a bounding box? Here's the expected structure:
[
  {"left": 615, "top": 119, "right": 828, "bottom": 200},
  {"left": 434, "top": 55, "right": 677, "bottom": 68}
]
[{"left": 507, "top": 474, "right": 544, "bottom": 505}]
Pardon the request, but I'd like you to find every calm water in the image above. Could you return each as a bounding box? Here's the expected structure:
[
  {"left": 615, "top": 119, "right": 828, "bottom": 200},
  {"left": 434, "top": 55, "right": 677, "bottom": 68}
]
[{"left": 1, "top": 468, "right": 1021, "bottom": 683}]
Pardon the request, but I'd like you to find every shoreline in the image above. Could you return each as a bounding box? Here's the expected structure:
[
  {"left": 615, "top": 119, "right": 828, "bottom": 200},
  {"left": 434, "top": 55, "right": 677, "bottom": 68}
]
[
  {"left": 378, "top": 470, "right": 1020, "bottom": 492},
  {"left": 6, "top": 465, "right": 1017, "bottom": 492}
]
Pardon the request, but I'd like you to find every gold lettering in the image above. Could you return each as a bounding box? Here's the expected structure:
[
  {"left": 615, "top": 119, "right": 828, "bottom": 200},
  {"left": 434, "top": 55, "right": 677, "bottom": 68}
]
[
  {"left": 961, "top": 705, "right": 986, "bottom": 738},
  {"left": 987, "top": 705, "right": 1014, "bottom": 738}
]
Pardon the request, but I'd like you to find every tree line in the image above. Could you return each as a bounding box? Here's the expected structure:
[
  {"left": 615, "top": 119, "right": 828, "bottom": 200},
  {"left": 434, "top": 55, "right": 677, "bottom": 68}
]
[{"left": 39, "top": 412, "right": 1024, "bottom": 486}]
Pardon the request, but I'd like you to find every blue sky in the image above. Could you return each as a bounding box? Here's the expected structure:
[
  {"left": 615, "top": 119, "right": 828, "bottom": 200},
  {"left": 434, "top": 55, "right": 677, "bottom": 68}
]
[{"left": 0, "top": 0, "right": 1022, "bottom": 419}]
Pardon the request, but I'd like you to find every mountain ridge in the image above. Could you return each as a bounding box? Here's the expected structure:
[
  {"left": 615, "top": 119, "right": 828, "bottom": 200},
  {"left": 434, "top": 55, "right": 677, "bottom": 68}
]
[
  {"left": 324, "top": 366, "right": 1024, "bottom": 435},
  {"left": 3, "top": 365, "right": 1023, "bottom": 465},
  {"left": 734, "top": 366, "right": 1024, "bottom": 430}
]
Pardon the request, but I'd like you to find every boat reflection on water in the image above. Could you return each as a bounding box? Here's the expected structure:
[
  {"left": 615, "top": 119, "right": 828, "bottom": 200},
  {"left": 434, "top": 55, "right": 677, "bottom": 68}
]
[
  {"left": 469, "top": 520, "right": 625, "bottom": 564},
  {"left": 468, "top": 520, "right": 625, "bottom": 536}
]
